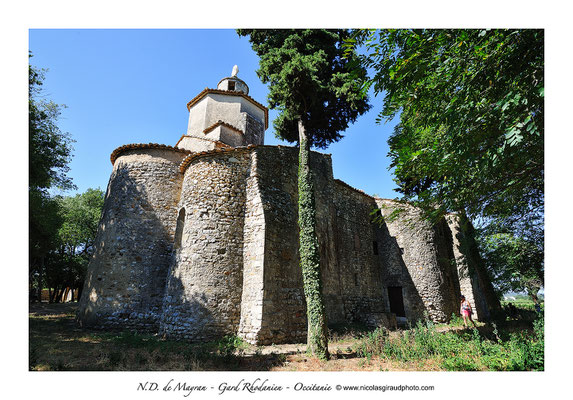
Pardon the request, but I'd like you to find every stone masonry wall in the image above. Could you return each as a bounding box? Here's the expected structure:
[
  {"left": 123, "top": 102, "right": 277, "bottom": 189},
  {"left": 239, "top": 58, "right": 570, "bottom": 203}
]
[
  {"left": 446, "top": 214, "right": 501, "bottom": 320},
  {"left": 251, "top": 146, "right": 307, "bottom": 344},
  {"left": 329, "top": 182, "right": 389, "bottom": 326},
  {"left": 79, "top": 143, "right": 495, "bottom": 342},
  {"left": 159, "top": 151, "right": 250, "bottom": 341},
  {"left": 250, "top": 146, "right": 392, "bottom": 343},
  {"left": 77, "top": 149, "right": 187, "bottom": 330},
  {"left": 375, "top": 199, "right": 459, "bottom": 322},
  {"left": 237, "top": 150, "right": 266, "bottom": 343},
  {"left": 243, "top": 113, "right": 265, "bottom": 146},
  {"left": 446, "top": 214, "right": 487, "bottom": 320}
]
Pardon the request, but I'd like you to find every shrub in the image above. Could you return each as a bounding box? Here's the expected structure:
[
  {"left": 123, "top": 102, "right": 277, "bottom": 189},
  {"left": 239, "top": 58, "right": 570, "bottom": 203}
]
[{"left": 216, "top": 335, "right": 248, "bottom": 357}]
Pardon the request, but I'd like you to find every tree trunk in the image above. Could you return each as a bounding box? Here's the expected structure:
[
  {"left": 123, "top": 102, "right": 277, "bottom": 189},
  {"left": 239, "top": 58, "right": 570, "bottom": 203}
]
[
  {"left": 297, "top": 120, "right": 329, "bottom": 360},
  {"left": 63, "top": 287, "right": 70, "bottom": 303},
  {"left": 38, "top": 256, "right": 45, "bottom": 302}
]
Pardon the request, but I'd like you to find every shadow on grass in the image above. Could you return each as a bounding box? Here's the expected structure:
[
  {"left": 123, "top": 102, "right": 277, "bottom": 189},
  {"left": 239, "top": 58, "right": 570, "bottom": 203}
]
[{"left": 29, "top": 303, "right": 291, "bottom": 371}]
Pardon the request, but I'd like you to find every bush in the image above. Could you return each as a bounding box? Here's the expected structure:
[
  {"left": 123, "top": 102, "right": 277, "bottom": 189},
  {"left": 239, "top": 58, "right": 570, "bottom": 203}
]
[
  {"left": 216, "top": 335, "right": 248, "bottom": 357},
  {"left": 507, "top": 317, "right": 544, "bottom": 371}
]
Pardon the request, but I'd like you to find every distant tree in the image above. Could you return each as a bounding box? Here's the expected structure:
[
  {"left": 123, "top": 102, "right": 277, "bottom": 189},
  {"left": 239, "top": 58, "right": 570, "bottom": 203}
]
[
  {"left": 346, "top": 29, "right": 543, "bottom": 227},
  {"left": 29, "top": 190, "right": 62, "bottom": 301},
  {"left": 238, "top": 29, "right": 371, "bottom": 359},
  {"left": 45, "top": 188, "right": 105, "bottom": 303},
  {"left": 477, "top": 221, "right": 544, "bottom": 298},
  {"left": 29, "top": 59, "right": 75, "bottom": 192},
  {"left": 29, "top": 55, "right": 75, "bottom": 301}
]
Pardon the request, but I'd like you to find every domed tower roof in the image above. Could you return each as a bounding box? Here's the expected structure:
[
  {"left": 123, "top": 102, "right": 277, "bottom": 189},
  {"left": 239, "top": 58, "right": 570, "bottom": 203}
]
[{"left": 217, "top": 65, "right": 249, "bottom": 94}]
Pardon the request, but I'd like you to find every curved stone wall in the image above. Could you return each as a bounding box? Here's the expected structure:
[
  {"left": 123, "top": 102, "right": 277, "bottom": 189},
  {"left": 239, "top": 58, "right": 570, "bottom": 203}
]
[
  {"left": 159, "top": 151, "right": 250, "bottom": 341},
  {"left": 77, "top": 148, "right": 187, "bottom": 330},
  {"left": 375, "top": 199, "right": 459, "bottom": 322}
]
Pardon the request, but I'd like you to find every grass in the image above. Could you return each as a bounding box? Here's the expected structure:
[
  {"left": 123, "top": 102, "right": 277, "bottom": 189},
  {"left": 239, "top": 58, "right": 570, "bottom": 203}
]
[
  {"left": 29, "top": 302, "right": 543, "bottom": 371},
  {"left": 353, "top": 312, "right": 544, "bottom": 371},
  {"left": 29, "top": 303, "right": 283, "bottom": 371}
]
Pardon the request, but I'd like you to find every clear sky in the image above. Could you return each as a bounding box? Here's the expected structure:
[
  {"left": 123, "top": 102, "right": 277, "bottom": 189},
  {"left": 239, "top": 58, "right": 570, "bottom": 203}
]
[{"left": 29, "top": 29, "right": 400, "bottom": 199}]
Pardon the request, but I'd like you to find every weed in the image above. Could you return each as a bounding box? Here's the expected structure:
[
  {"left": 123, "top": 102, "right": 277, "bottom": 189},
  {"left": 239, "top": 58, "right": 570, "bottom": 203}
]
[
  {"left": 216, "top": 334, "right": 248, "bottom": 357},
  {"left": 449, "top": 312, "right": 464, "bottom": 327},
  {"left": 353, "top": 316, "right": 544, "bottom": 371}
]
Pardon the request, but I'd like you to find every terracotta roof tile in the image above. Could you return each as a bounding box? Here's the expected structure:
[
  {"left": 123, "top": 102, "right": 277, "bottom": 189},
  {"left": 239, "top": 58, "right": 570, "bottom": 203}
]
[
  {"left": 110, "top": 143, "right": 192, "bottom": 165},
  {"left": 174, "top": 135, "right": 233, "bottom": 149},
  {"left": 203, "top": 120, "right": 244, "bottom": 135}
]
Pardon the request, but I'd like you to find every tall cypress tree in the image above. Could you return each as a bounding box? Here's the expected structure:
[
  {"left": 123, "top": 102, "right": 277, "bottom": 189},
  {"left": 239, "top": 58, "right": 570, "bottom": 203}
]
[{"left": 237, "top": 29, "right": 370, "bottom": 359}]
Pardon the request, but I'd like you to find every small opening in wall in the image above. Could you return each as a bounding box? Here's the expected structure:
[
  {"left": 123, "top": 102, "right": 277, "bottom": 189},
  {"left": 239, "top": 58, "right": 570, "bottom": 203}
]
[
  {"left": 373, "top": 241, "right": 379, "bottom": 255},
  {"left": 399, "top": 247, "right": 404, "bottom": 255},
  {"left": 174, "top": 208, "right": 186, "bottom": 249},
  {"left": 228, "top": 81, "right": 236, "bottom": 91},
  {"left": 354, "top": 273, "right": 359, "bottom": 287},
  {"left": 388, "top": 286, "right": 406, "bottom": 317}
]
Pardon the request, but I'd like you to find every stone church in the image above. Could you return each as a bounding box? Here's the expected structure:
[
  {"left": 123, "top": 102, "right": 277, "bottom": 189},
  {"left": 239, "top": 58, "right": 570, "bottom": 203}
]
[{"left": 77, "top": 68, "right": 500, "bottom": 344}]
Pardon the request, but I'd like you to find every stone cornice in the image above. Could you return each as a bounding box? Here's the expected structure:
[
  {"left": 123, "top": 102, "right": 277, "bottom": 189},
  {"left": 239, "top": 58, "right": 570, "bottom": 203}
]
[
  {"left": 203, "top": 120, "right": 244, "bottom": 136},
  {"left": 186, "top": 88, "right": 269, "bottom": 129},
  {"left": 110, "top": 143, "right": 192, "bottom": 165}
]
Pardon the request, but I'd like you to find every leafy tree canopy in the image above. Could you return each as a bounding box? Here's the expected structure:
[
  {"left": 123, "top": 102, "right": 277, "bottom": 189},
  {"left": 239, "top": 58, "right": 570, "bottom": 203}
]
[
  {"left": 41, "top": 188, "right": 105, "bottom": 303},
  {"left": 347, "top": 29, "right": 543, "bottom": 228},
  {"left": 237, "top": 29, "right": 371, "bottom": 148},
  {"left": 57, "top": 188, "right": 105, "bottom": 256},
  {"left": 477, "top": 224, "right": 544, "bottom": 297},
  {"left": 29, "top": 57, "right": 76, "bottom": 263},
  {"left": 29, "top": 55, "right": 77, "bottom": 301},
  {"left": 29, "top": 58, "right": 75, "bottom": 192}
]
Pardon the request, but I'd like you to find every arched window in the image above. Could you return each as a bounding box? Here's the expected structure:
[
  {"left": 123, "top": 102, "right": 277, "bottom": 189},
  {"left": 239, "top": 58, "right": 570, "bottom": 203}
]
[{"left": 174, "top": 208, "right": 186, "bottom": 249}]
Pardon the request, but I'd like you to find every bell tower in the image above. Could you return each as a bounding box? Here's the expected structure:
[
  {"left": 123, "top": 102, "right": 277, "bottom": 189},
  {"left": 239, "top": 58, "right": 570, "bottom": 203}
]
[{"left": 176, "top": 66, "right": 268, "bottom": 152}]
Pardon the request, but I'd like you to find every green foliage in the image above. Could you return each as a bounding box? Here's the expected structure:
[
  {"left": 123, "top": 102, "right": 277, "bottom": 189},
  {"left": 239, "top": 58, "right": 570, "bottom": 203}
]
[
  {"left": 29, "top": 59, "right": 75, "bottom": 192},
  {"left": 57, "top": 188, "right": 105, "bottom": 256},
  {"left": 346, "top": 29, "right": 543, "bottom": 296},
  {"left": 354, "top": 317, "right": 543, "bottom": 371},
  {"left": 216, "top": 335, "right": 248, "bottom": 357},
  {"left": 238, "top": 29, "right": 371, "bottom": 360},
  {"left": 41, "top": 188, "right": 105, "bottom": 302},
  {"left": 237, "top": 29, "right": 371, "bottom": 148},
  {"left": 297, "top": 134, "right": 329, "bottom": 359},
  {"left": 29, "top": 55, "right": 76, "bottom": 300},
  {"left": 347, "top": 29, "right": 543, "bottom": 230},
  {"left": 506, "top": 316, "right": 544, "bottom": 371},
  {"left": 449, "top": 312, "right": 464, "bottom": 327},
  {"left": 477, "top": 224, "right": 543, "bottom": 296}
]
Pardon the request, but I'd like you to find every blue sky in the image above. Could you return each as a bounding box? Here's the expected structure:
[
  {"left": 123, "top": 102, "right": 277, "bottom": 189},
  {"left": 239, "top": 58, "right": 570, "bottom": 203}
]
[{"left": 29, "top": 29, "right": 400, "bottom": 199}]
